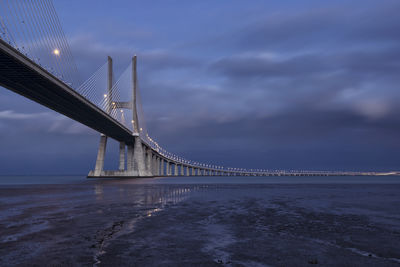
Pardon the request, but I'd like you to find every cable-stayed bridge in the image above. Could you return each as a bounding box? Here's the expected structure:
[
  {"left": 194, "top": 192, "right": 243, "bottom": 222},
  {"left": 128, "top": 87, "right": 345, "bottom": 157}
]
[{"left": 0, "top": 0, "right": 397, "bottom": 177}]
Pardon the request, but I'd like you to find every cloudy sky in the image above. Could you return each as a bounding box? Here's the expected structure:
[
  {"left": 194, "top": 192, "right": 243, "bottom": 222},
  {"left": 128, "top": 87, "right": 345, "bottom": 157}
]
[{"left": 1, "top": 0, "right": 400, "bottom": 174}]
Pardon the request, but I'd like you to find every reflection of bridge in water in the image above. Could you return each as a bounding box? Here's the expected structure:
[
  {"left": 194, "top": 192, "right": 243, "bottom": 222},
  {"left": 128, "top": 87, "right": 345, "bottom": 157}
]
[
  {"left": 93, "top": 184, "right": 197, "bottom": 216},
  {"left": 0, "top": 0, "right": 397, "bottom": 177}
]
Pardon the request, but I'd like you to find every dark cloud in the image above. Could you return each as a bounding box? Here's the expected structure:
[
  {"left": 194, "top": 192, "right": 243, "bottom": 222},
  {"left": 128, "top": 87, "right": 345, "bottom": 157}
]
[
  {"left": 236, "top": 1, "right": 400, "bottom": 51},
  {"left": 211, "top": 46, "right": 400, "bottom": 82},
  {"left": 147, "top": 105, "right": 400, "bottom": 171}
]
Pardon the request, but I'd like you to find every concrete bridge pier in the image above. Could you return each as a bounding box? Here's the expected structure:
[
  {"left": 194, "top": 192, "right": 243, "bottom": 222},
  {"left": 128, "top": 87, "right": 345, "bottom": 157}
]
[
  {"left": 160, "top": 159, "right": 164, "bottom": 176},
  {"left": 174, "top": 164, "right": 178, "bottom": 176},
  {"left": 92, "top": 134, "right": 108, "bottom": 176},
  {"left": 151, "top": 154, "right": 157, "bottom": 176},
  {"left": 127, "top": 145, "right": 133, "bottom": 172},
  {"left": 168, "top": 161, "right": 172, "bottom": 176},
  {"left": 119, "top": 142, "right": 125, "bottom": 171},
  {"left": 157, "top": 157, "right": 161, "bottom": 176},
  {"left": 132, "top": 137, "right": 147, "bottom": 176},
  {"left": 145, "top": 148, "right": 153, "bottom": 176}
]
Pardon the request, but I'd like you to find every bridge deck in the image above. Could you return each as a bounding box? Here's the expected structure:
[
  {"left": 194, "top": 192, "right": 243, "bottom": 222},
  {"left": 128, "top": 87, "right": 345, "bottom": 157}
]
[{"left": 0, "top": 39, "right": 135, "bottom": 145}]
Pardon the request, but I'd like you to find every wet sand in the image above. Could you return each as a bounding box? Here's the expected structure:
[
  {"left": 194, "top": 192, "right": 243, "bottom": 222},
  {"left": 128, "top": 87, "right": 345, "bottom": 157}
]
[{"left": 0, "top": 182, "right": 399, "bottom": 266}]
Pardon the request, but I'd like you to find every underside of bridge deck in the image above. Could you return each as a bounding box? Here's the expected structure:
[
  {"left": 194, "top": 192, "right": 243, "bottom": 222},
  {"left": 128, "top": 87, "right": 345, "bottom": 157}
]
[{"left": 0, "top": 39, "right": 134, "bottom": 145}]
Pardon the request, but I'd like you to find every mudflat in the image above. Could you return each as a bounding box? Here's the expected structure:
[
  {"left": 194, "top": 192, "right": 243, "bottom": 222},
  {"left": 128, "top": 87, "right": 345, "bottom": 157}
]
[{"left": 0, "top": 183, "right": 399, "bottom": 266}]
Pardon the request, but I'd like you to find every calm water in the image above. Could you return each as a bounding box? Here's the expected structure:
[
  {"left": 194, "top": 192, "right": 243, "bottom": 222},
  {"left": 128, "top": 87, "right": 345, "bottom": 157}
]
[
  {"left": 1, "top": 175, "right": 400, "bottom": 266},
  {"left": 0, "top": 175, "right": 399, "bottom": 185}
]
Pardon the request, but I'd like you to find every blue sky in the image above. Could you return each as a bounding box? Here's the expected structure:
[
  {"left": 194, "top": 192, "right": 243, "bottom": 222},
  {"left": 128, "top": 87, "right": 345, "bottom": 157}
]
[{"left": 1, "top": 0, "right": 400, "bottom": 174}]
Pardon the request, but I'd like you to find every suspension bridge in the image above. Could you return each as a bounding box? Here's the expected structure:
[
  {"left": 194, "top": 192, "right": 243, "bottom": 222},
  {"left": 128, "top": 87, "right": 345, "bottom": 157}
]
[{"left": 0, "top": 0, "right": 396, "bottom": 178}]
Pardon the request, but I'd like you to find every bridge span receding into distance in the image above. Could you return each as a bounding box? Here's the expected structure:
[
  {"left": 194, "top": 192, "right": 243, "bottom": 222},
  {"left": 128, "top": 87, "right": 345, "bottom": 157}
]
[
  {"left": 1, "top": 39, "right": 398, "bottom": 178},
  {"left": 0, "top": 0, "right": 398, "bottom": 178}
]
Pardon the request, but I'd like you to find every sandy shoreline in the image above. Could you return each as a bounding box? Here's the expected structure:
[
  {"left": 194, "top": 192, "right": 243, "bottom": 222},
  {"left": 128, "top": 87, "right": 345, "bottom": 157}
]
[{"left": 1, "top": 183, "right": 399, "bottom": 266}]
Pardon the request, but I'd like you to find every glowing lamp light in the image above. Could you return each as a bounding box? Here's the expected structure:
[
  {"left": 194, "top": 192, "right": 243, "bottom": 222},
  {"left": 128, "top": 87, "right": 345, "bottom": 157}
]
[
  {"left": 103, "top": 94, "right": 107, "bottom": 97},
  {"left": 53, "top": 49, "right": 60, "bottom": 55}
]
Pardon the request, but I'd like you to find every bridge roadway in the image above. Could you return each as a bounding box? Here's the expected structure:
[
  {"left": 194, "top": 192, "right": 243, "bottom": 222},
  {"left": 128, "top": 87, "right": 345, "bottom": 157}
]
[{"left": 0, "top": 39, "right": 135, "bottom": 145}]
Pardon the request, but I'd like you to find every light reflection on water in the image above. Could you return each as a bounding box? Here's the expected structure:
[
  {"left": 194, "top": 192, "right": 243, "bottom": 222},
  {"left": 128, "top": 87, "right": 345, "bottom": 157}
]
[
  {"left": 92, "top": 183, "right": 200, "bottom": 207},
  {"left": 90, "top": 184, "right": 203, "bottom": 265}
]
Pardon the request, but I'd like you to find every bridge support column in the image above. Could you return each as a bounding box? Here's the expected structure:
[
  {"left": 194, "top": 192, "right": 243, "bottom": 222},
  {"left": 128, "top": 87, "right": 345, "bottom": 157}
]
[
  {"left": 187, "top": 167, "right": 191, "bottom": 176},
  {"left": 156, "top": 157, "right": 161, "bottom": 176},
  {"left": 93, "top": 135, "right": 108, "bottom": 176},
  {"left": 119, "top": 142, "right": 125, "bottom": 171},
  {"left": 152, "top": 154, "right": 157, "bottom": 176},
  {"left": 133, "top": 137, "right": 146, "bottom": 176},
  {"left": 146, "top": 148, "right": 152, "bottom": 176},
  {"left": 144, "top": 147, "right": 151, "bottom": 176},
  {"left": 127, "top": 145, "right": 133, "bottom": 173},
  {"left": 174, "top": 164, "right": 178, "bottom": 176},
  {"left": 160, "top": 159, "right": 164, "bottom": 176},
  {"left": 180, "top": 165, "right": 184, "bottom": 176},
  {"left": 162, "top": 159, "right": 165, "bottom": 176}
]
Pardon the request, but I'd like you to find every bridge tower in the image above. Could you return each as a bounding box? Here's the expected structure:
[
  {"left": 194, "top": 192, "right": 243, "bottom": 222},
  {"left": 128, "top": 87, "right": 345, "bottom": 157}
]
[{"left": 89, "top": 56, "right": 153, "bottom": 178}]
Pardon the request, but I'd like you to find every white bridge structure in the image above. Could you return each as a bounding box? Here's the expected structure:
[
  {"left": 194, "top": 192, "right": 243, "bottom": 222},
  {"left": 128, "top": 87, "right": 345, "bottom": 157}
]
[{"left": 0, "top": 0, "right": 396, "bottom": 178}]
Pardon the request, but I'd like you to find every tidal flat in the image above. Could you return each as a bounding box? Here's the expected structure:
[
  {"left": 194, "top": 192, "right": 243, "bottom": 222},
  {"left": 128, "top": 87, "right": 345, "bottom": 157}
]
[{"left": 0, "top": 179, "right": 399, "bottom": 266}]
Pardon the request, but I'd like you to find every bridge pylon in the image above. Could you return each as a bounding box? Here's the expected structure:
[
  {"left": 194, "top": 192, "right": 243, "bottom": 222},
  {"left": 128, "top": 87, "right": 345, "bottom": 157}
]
[{"left": 88, "top": 56, "right": 153, "bottom": 178}]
